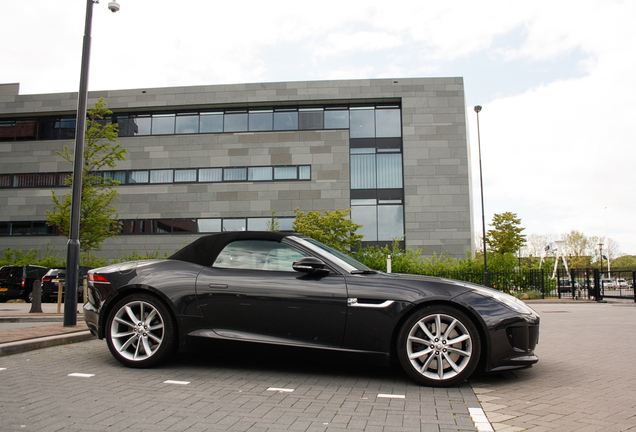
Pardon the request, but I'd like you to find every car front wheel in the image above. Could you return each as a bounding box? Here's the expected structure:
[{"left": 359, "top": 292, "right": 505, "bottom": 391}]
[
  {"left": 397, "top": 305, "right": 480, "bottom": 387},
  {"left": 105, "top": 293, "right": 177, "bottom": 368}
]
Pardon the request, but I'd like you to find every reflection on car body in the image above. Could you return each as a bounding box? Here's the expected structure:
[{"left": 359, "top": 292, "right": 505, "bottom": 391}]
[{"left": 84, "top": 232, "right": 540, "bottom": 387}]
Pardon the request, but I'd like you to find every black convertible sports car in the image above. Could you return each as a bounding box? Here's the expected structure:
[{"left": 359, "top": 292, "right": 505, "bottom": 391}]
[{"left": 84, "top": 231, "right": 539, "bottom": 387}]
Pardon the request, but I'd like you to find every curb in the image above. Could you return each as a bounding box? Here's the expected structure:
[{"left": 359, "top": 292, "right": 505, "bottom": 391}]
[{"left": 0, "top": 331, "right": 95, "bottom": 357}]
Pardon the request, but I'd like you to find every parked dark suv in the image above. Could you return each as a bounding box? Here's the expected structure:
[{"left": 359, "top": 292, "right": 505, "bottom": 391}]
[
  {"left": 41, "top": 266, "right": 92, "bottom": 303},
  {"left": 0, "top": 265, "right": 49, "bottom": 302}
]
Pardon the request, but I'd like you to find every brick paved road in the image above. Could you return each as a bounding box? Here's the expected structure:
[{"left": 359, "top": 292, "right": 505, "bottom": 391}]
[
  {"left": 471, "top": 301, "right": 636, "bottom": 431},
  {"left": 0, "top": 338, "right": 481, "bottom": 431}
]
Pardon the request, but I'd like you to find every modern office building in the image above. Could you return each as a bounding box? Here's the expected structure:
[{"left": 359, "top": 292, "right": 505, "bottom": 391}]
[{"left": 0, "top": 78, "right": 474, "bottom": 260}]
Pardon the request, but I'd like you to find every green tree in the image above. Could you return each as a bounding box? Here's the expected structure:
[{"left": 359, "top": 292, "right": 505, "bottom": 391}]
[
  {"left": 292, "top": 208, "right": 363, "bottom": 254},
  {"left": 486, "top": 212, "right": 526, "bottom": 255},
  {"left": 46, "top": 98, "right": 127, "bottom": 259},
  {"left": 611, "top": 255, "right": 636, "bottom": 269}
]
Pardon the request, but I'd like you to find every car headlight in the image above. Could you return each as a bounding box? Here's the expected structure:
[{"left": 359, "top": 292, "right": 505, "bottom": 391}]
[{"left": 471, "top": 286, "right": 536, "bottom": 315}]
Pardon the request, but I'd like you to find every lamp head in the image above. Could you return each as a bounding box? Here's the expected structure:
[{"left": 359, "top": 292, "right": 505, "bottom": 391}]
[{"left": 474, "top": 105, "right": 482, "bottom": 113}]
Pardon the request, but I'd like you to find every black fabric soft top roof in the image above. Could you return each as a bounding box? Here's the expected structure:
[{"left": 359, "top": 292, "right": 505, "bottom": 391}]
[{"left": 168, "top": 231, "right": 291, "bottom": 267}]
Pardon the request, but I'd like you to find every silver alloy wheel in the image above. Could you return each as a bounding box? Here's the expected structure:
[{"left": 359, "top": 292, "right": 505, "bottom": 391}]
[
  {"left": 406, "top": 313, "right": 473, "bottom": 382},
  {"left": 109, "top": 300, "right": 165, "bottom": 361}
]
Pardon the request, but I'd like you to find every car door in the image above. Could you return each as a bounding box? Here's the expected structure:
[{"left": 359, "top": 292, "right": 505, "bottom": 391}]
[{"left": 195, "top": 239, "right": 348, "bottom": 348}]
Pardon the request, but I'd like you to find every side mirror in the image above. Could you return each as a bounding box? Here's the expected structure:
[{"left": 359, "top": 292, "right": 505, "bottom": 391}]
[{"left": 292, "top": 257, "right": 328, "bottom": 274}]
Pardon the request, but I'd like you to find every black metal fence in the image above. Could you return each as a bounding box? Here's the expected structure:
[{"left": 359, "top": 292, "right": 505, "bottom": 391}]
[{"left": 424, "top": 268, "right": 636, "bottom": 302}]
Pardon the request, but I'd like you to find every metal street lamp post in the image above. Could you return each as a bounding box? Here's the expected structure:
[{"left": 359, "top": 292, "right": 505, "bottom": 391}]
[
  {"left": 474, "top": 105, "right": 488, "bottom": 287},
  {"left": 64, "top": 0, "right": 120, "bottom": 326}
]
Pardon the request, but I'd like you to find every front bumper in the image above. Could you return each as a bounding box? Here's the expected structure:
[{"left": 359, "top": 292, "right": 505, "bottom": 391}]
[{"left": 453, "top": 291, "right": 540, "bottom": 372}]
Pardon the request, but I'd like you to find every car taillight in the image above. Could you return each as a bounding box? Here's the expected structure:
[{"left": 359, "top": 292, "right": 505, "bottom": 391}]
[
  {"left": 42, "top": 277, "right": 51, "bottom": 282},
  {"left": 88, "top": 273, "right": 110, "bottom": 283},
  {"left": 21, "top": 278, "right": 25, "bottom": 288}
]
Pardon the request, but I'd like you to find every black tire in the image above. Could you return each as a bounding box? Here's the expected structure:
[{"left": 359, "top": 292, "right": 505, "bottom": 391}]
[
  {"left": 397, "top": 305, "right": 480, "bottom": 387},
  {"left": 105, "top": 293, "right": 177, "bottom": 368},
  {"left": 26, "top": 291, "right": 33, "bottom": 303}
]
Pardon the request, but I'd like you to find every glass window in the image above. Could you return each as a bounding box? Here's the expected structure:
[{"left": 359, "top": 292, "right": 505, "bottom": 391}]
[
  {"left": 274, "top": 110, "right": 298, "bottom": 130},
  {"left": 199, "top": 168, "right": 222, "bottom": 182},
  {"left": 129, "top": 171, "right": 149, "bottom": 183},
  {"left": 224, "top": 112, "right": 248, "bottom": 132},
  {"left": 375, "top": 108, "right": 401, "bottom": 137},
  {"left": 104, "top": 171, "right": 127, "bottom": 184},
  {"left": 176, "top": 114, "right": 199, "bottom": 134},
  {"left": 32, "top": 222, "right": 53, "bottom": 235},
  {"left": 376, "top": 153, "right": 403, "bottom": 188},
  {"left": 58, "top": 118, "right": 76, "bottom": 139},
  {"left": 299, "top": 165, "right": 311, "bottom": 180},
  {"left": 223, "top": 168, "right": 247, "bottom": 181},
  {"left": 200, "top": 112, "right": 224, "bottom": 133},
  {"left": 274, "top": 166, "right": 297, "bottom": 180},
  {"left": 10, "top": 221, "right": 32, "bottom": 236},
  {"left": 38, "top": 118, "right": 58, "bottom": 140},
  {"left": 172, "top": 219, "right": 197, "bottom": 233},
  {"left": 349, "top": 108, "right": 375, "bottom": 138},
  {"left": 324, "top": 109, "right": 349, "bottom": 129},
  {"left": 247, "top": 218, "right": 270, "bottom": 231},
  {"left": 350, "top": 154, "right": 376, "bottom": 189},
  {"left": 350, "top": 206, "right": 378, "bottom": 241},
  {"left": 223, "top": 219, "right": 246, "bottom": 231},
  {"left": 151, "top": 114, "right": 175, "bottom": 135},
  {"left": 151, "top": 219, "right": 173, "bottom": 233},
  {"left": 150, "top": 170, "right": 173, "bottom": 183},
  {"left": 175, "top": 169, "right": 197, "bottom": 182},
  {"left": 299, "top": 108, "right": 324, "bottom": 130},
  {"left": 0, "top": 121, "right": 16, "bottom": 141},
  {"left": 213, "top": 240, "right": 305, "bottom": 272},
  {"left": 248, "top": 167, "right": 273, "bottom": 181},
  {"left": 198, "top": 218, "right": 221, "bottom": 233},
  {"left": 34, "top": 173, "right": 57, "bottom": 187},
  {"left": 133, "top": 116, "right": 151, "bottom": 135},
  {"left": 0, "top": 175, "right": 11, "bottom": 188},
  {"left": 249, "top": 110, "right": 273, "bottom": 131},
  {"left": 114, "top": 116, "right": 135, "bottom": 137},
  {"left": 378, "top": 205, "right": 404, "bottom": 240},
  {"left": 278, "top": 218, "right": 294, "bottom": 231},
  {"left": 16, "top": 120, "right": 38, "bottom": 141}
]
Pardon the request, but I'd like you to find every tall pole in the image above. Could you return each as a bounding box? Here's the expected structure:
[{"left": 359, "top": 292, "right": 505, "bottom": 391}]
[
  {"left": 474, "top": 105, "right": 488, "bottom": 287},
  {"left": 599, "top": 243, "right": 604, "bottom": 274},
  {"left": 65, "top": 0, "right": 96, "bottom": 326}
]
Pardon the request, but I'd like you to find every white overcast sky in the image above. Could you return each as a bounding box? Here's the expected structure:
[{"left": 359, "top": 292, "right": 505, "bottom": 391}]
[{"left": 2, "top": 0, "right": 635, "bottom": 255}]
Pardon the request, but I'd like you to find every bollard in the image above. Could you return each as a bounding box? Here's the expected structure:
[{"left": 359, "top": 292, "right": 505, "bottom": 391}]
[
  {"left": 387, "top": 254, "right": 392, "bottom": 274},
  {"left": 57, "top": 280, "right": 63, "bottom": 314},
  {"left": 83, "top": 277, "right": 88, "bottom": 305},
  {"left": 29, "top": 280, "right": 43, "bottom": 313}
]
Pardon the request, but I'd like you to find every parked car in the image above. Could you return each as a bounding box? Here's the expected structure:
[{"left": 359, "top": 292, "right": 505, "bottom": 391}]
[
  {"left": 84, "top": 232, "right": 540, "bottom": 387},
  {"left": 599, "top": 278, "right": 615, "bottom": 290},
  {"left": 0, "top": 265, "right": 49, "bottom": 302},
  {"left": 616, "top": 279, "right": 628, "bottom": 289},
  {"left": 40, "top": 266, "right": 92, "bottom": 303}
]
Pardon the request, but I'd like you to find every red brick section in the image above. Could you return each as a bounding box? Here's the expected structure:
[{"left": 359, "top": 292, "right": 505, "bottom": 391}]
[{"left": 0, "top": 321, "right": 89, "bottom": 344}]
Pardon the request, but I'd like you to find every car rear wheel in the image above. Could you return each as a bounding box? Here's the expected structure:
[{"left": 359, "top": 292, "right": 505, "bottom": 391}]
[
  {"left": 397, "top": 305, "right": 480, "bottom": 387},
  {"left": 105, "top": 293, "right": 177, "bottom": 368}
]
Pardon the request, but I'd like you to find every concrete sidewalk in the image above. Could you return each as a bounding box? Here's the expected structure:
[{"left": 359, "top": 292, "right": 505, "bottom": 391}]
[{"left": 0, "top": 301, "right": 94, "bottom": 356}]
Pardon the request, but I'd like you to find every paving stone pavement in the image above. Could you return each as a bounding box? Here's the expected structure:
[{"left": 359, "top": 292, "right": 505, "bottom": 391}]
[
  {"left": 471, "top": 301, "right": 636, "bottom": 432},
  {"left": 0, "top": 338, "right": 481, "bottom": 432},
  {"left": 1, "top": 300, "right": 635, "bottom": 431}
]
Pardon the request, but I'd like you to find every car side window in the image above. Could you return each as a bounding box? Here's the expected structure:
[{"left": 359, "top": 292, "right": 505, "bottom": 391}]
[{"left": 213, "top": 240, "right": 307, "bottom": 272}]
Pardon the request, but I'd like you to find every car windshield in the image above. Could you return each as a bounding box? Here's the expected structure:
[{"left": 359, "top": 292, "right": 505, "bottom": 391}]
[{"left": 290, "top": 236, "right": 371, "bottom": 272}]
